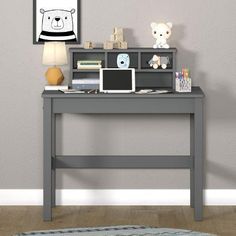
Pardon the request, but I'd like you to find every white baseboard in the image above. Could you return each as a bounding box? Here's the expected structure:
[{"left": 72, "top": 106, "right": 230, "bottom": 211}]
[{"left": 0, "top": 189, "right": 236, "bottom": 206}]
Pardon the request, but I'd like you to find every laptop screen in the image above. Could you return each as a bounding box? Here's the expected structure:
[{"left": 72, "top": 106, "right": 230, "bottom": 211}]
[
  {"left": 103, "top": 70, "right": 132, "bottom": 90},
  {"left": 100, "top": 69, "right": 135, "bottom": 93}
]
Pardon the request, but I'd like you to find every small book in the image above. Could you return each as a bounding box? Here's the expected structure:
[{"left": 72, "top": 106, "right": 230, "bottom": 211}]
[
  {"left": 77, "top": 60, "right": 102, "bottom": 70},
  {"left": 77, "top": 60, "right": 102, "bottom": 65},
  {"left": 45, "top": 85, "right": 69, "bottom": 91},
  {"left": 72, "top": 79, "right": 100, "bottom": 84},
  {"left": 72, "top": 84, "right": 99, "bottom": 90},
  {"left": 77, "top": 65, "right": 102, "bottom": 70},
  {"left": 59, "top": 89, "right": 85, "bottom": 94}
]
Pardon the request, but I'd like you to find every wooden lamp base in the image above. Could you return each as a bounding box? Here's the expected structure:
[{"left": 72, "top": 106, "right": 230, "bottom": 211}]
[{"left": 45, "top": 67, "right": 64, "bottom": 85}]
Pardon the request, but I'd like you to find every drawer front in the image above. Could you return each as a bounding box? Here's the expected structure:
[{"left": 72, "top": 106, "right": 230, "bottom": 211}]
[{"left": 52, "top": 98, "right": 195, "bottom": 114}]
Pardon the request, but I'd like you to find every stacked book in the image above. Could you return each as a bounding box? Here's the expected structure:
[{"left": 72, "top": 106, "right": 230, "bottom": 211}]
[
  {"left": 77, "top": 60, "right": 102, "bottom": 70},
  {"left": 44, "top": 85, "right": 68, "bottom": 91},
  {"left": 72, "top": 78, "right": 99, "bottom": 90}
]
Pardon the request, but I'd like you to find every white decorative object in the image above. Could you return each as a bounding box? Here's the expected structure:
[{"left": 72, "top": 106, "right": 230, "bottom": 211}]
[
  {"left": 84, "top": 41, "right": 93, "bottom": 49},
  {"left": 117, "top": 53, "right": 130, "bottom": 68},
  {"left": 103, "top": 27, "right": 128, "bottom": 49},
  {"left": 148, "top": 55, "right": 170, "bottom": 69},
  {"left": 151, "top": 22, "right": 172, "bottom": 49}
]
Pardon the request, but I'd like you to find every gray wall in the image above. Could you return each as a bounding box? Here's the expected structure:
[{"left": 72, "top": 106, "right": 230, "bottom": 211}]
[{"left": 0, "top": 0, "right": 235, "bottom": 189}]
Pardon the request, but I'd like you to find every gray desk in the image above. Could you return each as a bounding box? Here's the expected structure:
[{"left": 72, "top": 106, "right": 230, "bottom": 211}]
[{"left": 42, "top": 86, "right": 205, "bottom": 221}]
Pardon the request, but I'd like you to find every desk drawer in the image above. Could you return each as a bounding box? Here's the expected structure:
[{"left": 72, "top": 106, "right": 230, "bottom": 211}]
[{"left": 52, "top": 98, "right": 195, "bottom": 114}]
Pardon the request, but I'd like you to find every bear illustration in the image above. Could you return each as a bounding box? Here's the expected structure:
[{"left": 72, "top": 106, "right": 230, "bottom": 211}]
[{"left": 39, "top": 9, "right": 77, "bottom": 42}]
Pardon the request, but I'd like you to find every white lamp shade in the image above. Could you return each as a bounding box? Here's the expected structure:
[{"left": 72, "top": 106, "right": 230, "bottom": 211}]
[{"left": 42, "top": 42, "right": 67, "bottom": 66}]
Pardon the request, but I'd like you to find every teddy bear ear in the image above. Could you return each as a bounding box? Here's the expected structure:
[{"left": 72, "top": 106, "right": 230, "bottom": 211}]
[
  {"left": 166, "top": 22, "right": 173, "bottom": 29},
  {"left": 151, "top": 22, "right": 157, "bottom": 29},
  {"left": 71, "top": 8, "right": 76, "bottom": 14},
  {"left": 40, "top": 8, "right": 45, "bottom": 14}
]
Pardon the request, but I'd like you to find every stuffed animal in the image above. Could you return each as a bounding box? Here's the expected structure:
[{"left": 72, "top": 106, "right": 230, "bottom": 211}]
[
  {"left": 151, "top": 22, "right": 172, "bottom": 49},
  {"left": 148, "top": 55, "right": 170, "bottom": 69}
]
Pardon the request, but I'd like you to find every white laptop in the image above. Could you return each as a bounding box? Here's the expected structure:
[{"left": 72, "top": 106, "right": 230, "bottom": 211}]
[{"left": 99, "top": 68, "right": 135, "bottom": 93}]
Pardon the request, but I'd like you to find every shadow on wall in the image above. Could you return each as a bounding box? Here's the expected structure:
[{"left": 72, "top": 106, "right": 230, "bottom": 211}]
[
  {"left": 172, "top": 24, "right": 236, "bottom": 121},
  {"left": 124, "top": 28, "right": 139, "bottom": 47},
  {"left": 63, "top": 67, "right": 70, "bottom": 85},
  {"left": 206, "top": 160, "right": 236, "bottom": 187},
  {"left": 171, "top": 24, "right": 201, "bottom": 84},
  {"left": 172, "top": 24, "right": 236, "bottom": 188},
  {"left": 199, "top": 79, "right": 236, "bottom": 121}
]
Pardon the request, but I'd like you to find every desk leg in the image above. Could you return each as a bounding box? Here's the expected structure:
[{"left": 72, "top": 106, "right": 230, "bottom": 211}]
[
  {"left": 194, "top": 99, "right": 203, "bottom": 221},
  {"left": 51, "top": 113, "right": 56, "bottom": 208},
  {"left": 190, "top": 114, "right": 194, "bottom": 208},
  {"left": 43, "top": 98, "right": 52, "bottom": 221}
]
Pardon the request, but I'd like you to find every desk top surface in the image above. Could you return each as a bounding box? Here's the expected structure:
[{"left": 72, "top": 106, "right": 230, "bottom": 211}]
[{"left": 42, "top": 86, "right": 204, "bottom": 99}]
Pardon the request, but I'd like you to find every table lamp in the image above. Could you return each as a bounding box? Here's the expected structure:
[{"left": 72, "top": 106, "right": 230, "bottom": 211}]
[{"left": 42, "top": 42, "right": 67, "bottom": 85}]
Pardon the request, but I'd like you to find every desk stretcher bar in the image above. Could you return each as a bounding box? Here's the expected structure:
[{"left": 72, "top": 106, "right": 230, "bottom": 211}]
[{"left": 54, "top": 155, "right": 193, "bottom": 169}]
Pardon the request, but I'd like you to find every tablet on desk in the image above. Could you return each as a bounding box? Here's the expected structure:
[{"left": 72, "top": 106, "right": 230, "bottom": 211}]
[{"left": 100, "top": 68, "right": 135, "bottom": 93}]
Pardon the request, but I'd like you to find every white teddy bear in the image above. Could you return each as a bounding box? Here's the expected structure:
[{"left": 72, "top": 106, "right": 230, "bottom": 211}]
[{"left": 151, "top": 22, "right": 173, "bottom": 49}]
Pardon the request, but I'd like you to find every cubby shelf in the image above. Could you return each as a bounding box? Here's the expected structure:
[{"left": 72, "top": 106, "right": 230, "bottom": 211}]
[
  {"left": 70, "top": 48, "right": 177, "bottom": 89},
  {"left": 72, "top": 69, "right": 174, "bottom": 73}
]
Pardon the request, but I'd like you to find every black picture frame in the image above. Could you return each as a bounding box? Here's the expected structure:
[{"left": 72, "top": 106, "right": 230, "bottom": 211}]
[{"left": 33, "top": 0, "right": 81, "bottom": 44}]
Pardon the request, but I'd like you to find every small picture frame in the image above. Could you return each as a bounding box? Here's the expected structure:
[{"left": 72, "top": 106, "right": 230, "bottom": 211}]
[{"left": 33, "top": 0, "right": 80, "bottom": 44}]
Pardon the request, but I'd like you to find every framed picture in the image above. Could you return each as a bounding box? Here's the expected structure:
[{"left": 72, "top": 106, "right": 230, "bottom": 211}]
[{"left": 33, "top": 0, "right": 80, "bottom": 44}]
